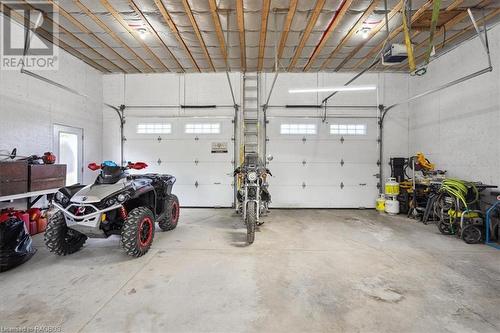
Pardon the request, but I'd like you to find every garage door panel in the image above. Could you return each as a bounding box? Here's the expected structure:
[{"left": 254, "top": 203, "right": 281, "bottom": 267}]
[
  {"left": 125, "top": 140, "right": 233, "bottom": 162},
  {"left": 175, "top": 184, "right": 233, "bottom": 207},
  {"left": 269, "top": 185, "right": 377, "bottom": 208},
  {"left": 130, "top": 163, "right": 233, "bottom": 185},
  {"left": 268, "top": 140, "right": 378, "bottom": 163},
  {"left": 267, "top": 116, "right": 378, "bottom": 208},
  {"left": 268, "top": 163, "right": 378, "bottom": 186},
  {"left": 124, "top": 117, "right": 234, "bottom": 207}
]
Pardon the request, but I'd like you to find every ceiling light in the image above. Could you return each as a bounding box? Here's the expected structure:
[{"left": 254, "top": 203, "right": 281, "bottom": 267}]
[
  {"left": 289, "top": 86, "right": 377, "bottom": 94},
  {"left": 138, "top": 28, "right": 148, "bottom": 40},
  {"left": 359, "top": 27, "right": 371, "bottom": 39}
]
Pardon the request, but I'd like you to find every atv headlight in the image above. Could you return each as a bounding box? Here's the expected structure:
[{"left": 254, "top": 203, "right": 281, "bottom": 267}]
[
  {"left": 54, "top": 191, "right": 69, "bottom": 205},
  {"left": 55, "top": 191, "right": 64, "bottom": 202},
  {"left": 247, "top": 171, "right": 257, "bottom": 182},
  {"left": 117, "top": 194, "right": 127, "bottom": 202},
  {"left": 105, "top": 198, "right": 117, "bottom": 207}
]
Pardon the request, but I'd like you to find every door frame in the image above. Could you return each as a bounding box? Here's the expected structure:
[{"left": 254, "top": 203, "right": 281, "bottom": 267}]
[{"left": 53, "top": 124, "right": 84, "bottom": 184}]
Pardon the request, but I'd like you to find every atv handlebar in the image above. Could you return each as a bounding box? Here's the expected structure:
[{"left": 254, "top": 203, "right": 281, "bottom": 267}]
[{"left": 87, "top": 162, "right": 148, "bottom": 171}]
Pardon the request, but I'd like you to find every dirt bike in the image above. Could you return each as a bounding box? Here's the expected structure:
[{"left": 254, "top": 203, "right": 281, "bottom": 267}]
[{"left": 234, "top": 154, "right": 272, "bottom": 244}]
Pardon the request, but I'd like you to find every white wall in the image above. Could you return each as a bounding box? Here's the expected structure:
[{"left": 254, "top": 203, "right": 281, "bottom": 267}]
[
  {"left": 262, "top": 72, "right": 410, "bottom": 182},
  {"left": 103, "top": 71, "right": 409, "bottom": 183},
  {"left": 0, "top": 15, "right": 103, "bottom": 208},
  {"left": 408, "top": 24, "right": 500, "bottom": 186},
  {"left": 102, "top": 72, "right": 242, "bottom": 163}
]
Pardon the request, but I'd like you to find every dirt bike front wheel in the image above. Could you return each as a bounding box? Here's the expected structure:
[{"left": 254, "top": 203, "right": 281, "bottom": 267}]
[{"left": 246, "top": 201, "right": 256, "bottom": 244}]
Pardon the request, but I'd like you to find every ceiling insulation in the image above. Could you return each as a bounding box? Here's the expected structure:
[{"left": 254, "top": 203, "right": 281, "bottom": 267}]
[{"left": 1, "top": 0, "right": 498, "bottom": 73}]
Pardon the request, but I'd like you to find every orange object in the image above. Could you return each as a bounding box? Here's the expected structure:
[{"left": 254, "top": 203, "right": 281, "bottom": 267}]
[
  {"left": 42, "top": 152, "right": 56, "bottom": 164},
  {"left": 37, "top": 218, "right": 47, "bottom": 233}
]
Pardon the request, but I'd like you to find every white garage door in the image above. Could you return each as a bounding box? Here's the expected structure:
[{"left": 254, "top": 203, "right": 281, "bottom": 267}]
[
  {"left": 124, "top": 117, "right": 234, "bottom": 207},
  {"left": 267, "top": 116, "right": 379, "bottom": 208}
]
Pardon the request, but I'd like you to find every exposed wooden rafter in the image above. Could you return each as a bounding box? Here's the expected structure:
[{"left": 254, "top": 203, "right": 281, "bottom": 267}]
[
  {"left": 74, "top": 0, "right": 154, "bottom": 73},
  {"left": 47, "top": 0, "right": 133, "bottom": 73},
  {"left": 128, "top": 0, "right": 184, "bottom": 72},
  {"left": 351, "top": 0, "right": 434, "bottom": 71},
  {"left": 0, "top": 3, "right": 109, "bottom": 73},
  {"left": 99, "top": 0, "right": 169, "bottom": 71},
  {"left": 287, "top": 0, "right": 326, "bottom": 71},
  {"left": 395, "top": 0, "right": 493, "bottom": 70},
  {"left": 153, "top": 0, "right": 200, "bottom": 72},
  {"left": 208, "top": 0, "right": 228, "bottom": 68},
  {"left": 446, "top": 0, "right": 466, "bottom": 11},
  {"left": 411, "top": 8, "right": 500, "bottom": 65},
  {"left": 334, "top": 1, "right": 402, "bottom": 72},
  {"left": 304, "top": 0, "right": 355, "bottom": 71},
  {"left": 277, "top": 0, "right": 298, "bottom": 63},
  {"left": 236, "top": 0, "right": 246, "bottom": 71},
  {"left": 181, "top": 0, "right": 215, "bottom": 71},
  {"left": 22, "top": 0, "right": 120, "bottom": 72},
  {"left": 257, "top": 0, "right": 271, "bottom": 72}
]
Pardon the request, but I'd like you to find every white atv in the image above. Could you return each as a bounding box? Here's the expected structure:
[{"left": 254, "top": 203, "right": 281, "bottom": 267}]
[{"left": 45, "top": 161, "right": 180, "bottom": 257}]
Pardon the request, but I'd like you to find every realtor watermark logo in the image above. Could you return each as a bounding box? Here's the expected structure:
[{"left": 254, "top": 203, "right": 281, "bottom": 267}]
[{"left": 0, "top": 0, "right": 58, "bottom": 70}]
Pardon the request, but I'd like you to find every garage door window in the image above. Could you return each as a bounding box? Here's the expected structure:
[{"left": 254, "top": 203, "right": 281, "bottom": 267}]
[
  {"left": 185, "top": 123, "right": 221, "bottom": 134},
  {"left": 330, "top": 124, "right": 366, "bottom": 135},
  {"left": 137, "top": 123, "right": 172, "bottom": 134},
  {"left": 280, "top": 124, "right": 316, "bottom": 135}
]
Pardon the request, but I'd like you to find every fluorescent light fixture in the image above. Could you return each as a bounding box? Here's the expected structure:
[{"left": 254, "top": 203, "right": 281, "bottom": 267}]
[{"left": 289, "top": 86, "right": 377, "bottom": 94}]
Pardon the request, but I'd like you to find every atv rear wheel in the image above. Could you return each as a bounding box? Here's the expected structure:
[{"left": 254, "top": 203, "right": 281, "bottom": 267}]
[
  {"left": 121, "top": 207, "right": 155, "bottom": 257},
  {"left": 158, "top": 195, "right": 180, "bottom": 231},
  {"left": 44, "top": 211, "right": 87, "bottom": 255},
  {"left": 246, "top": 201, "right": 256, "bottom": 244}
]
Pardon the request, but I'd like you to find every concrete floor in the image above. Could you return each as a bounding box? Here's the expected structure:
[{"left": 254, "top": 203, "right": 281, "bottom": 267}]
[{"left": 0, "top": 209, "right": 499, "bottom": 333}]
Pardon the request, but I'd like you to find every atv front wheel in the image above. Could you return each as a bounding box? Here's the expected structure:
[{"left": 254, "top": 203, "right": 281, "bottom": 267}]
[
  {"left": 158, "top": 195, "right": 180, "bottom": 231},
  {"left": 246, "top": 201, "right": 256, "bottom": 244},
  {"left": 44, "top": 211, "right": 87, "bottom": 255},
  {"left": 121, "top": 207, "right": 155, "bottom": 257}
]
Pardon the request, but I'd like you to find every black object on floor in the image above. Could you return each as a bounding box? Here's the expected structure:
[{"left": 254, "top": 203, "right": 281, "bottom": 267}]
[{"left": 0, "top": 217, "right": 37, "bottom": 273}]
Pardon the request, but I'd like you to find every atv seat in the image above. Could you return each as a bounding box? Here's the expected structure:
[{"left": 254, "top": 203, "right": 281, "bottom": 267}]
[{"left": 96, "top": 166, "right": 127, "bottom": 184}]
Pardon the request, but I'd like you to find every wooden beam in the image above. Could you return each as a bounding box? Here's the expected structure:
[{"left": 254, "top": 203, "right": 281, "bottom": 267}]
[
  {"left": 154, "top": 0, "right": 200, "bottom": 72},
  {"left": 208, "top": 0, "right": 228, "bottom": 68},
  {"left": 395, "top": 0, "right": 494, "bottom": 70},
  {"left": 99, "top": 0, "right": 169, "bottom": 71},
  {"left": 277, "top": 0, "right": 298, "bottom": 63},
  {"left": 74, "top": 0, "right": 154, "bottom": 73},
  {"left": 22, "top": 0, "right": 120, "bottom": 72},
  {"left": 303, "top": 0, "right": 356, "bottom": 71},
  {"left": 257, "top": 0, "right": 271, "bottom": 71},
  {"left": 181, "top": 0, "right": 215, "bottom": 71},
  {"left": 0, "top": 4, "right": 110, "bottom": 73},
  {"left": 128, "top": 0, "right": 184, "bottom": 72},
  {"left": 47, "top": 0, "right": 134, "bottom": 73},
  {"left": 352, "top": 0, "right": 434, "bottom": 71},
  {"left": 335, "top": 1, "right": 403, "bottom": 72},
  {"left": 236, "top": 0, "right": 246, "bottom": 71},
  {"left": 287, "top": 0, "right": 326, "bottom": 71},
  {"left": 446, "top": 0, "right": 465, "bottom": 11},
  {"left": 412, "top": 8, "right": 500, "bottom": 65}
]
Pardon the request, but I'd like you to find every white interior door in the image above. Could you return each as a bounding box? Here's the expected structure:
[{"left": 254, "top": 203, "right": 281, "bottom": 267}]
[
  {"left": 124, "top": 117, "right": 234, "bottom": 207},
  {"left": 53, "top": 125, "right": 83, "bottom": 186},
  {"left": 266, "top": 116, "right": 379, "bottom": 208}
]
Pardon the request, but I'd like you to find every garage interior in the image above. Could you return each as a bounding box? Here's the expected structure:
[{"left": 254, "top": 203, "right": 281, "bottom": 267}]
[{"left": 0, "top": 0, "right": 500, "bottom": 332}]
